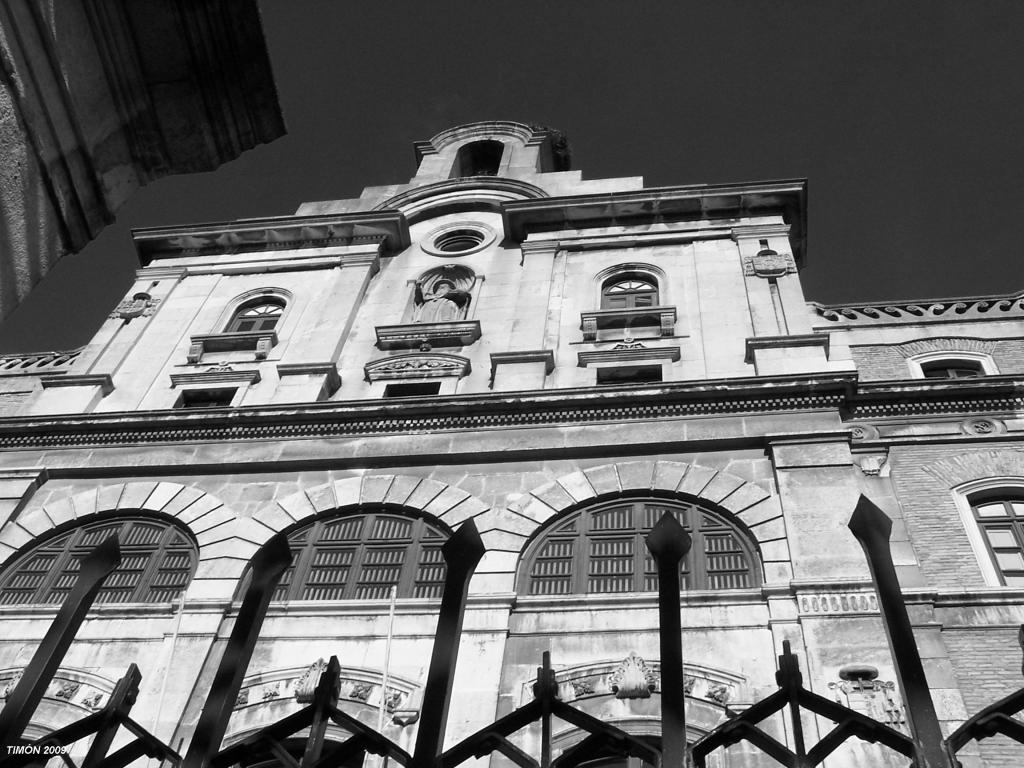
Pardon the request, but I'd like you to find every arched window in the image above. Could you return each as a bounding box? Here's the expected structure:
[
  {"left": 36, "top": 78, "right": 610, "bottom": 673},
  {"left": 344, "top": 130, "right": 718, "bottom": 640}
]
[
  {"left": 920, "top": 359, "right": 984, "bottom": 379},
  {"left": 0, "top": 516, "right": 197, "bottom": 605},
  {"left": 451, "top": 140, "right": 504, "bottom": 178},
  {"left": 226, "top": 298, "right": 285, "bottom": 333},
  {"left": 271, "top": 510, "right": 449, "bottom": 601},
  {"left": 971, "top": 495, "right": 1024, "bottom": 586},
  {"left": 601, "top": 274, "right": 659, "bottom": 309},
  {"left": 521, "top": 498, "right": 760, "bottom": 596}
]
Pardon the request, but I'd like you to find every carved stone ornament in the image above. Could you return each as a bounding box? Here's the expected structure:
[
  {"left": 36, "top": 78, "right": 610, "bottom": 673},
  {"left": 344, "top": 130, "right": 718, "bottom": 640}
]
[
  {"left": 612, "top": 339, "right": 646, "bottom": 350},
  {"left": 858, "top": 455, "right": 888, "bottom": 476},
  {"left": 383, "top": 688, "right": 404, "bottom": 712},
  {"left": 828, "top": 674, "right": 906, "bottom": 731},
  {"left": 571, "top": 678, "right": 596, "bottom": 697},
  {"left": 962, "top": 417, "right": 1004, "bottom": 436},
  {"left": 109, "top": 293, "right": 160, "bottom": 321},
  {"left": 81, "top": 692, "right": 104, "bottom": 710},
  {"left": 261, "top": 684, "right": 279, "bottom": 701},
  {"left": 55, "top": 680, "right": 80, "bottom": 700},
  {"left": 706, "top": 684, "right": 730, "bottom": 705},
  {"left": 608, "top": 652, "right": 658, "bottom": 699},
  {"left": 347, "top": 681, "right": 373, "bottom": 702},
  {"left": 235, "top": 689, "right": 249, "bottom": 708},
  {"left": 2, "top": 671, "right": 23, "bottom": 700},
  {"left": 743, "top": 249, "right": 796, "bottom": 278},
  {"left": 365, "top": 353, "right": 471, "bottom": 382},
  {"left": 295, "top": 658, "right": 327, "bottom": 704}
]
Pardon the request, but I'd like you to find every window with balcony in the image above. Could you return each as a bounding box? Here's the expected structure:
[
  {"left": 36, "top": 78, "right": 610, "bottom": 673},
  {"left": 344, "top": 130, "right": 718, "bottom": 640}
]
[{"left": 225, "top": 299, "right": 284, "bottom": 333}]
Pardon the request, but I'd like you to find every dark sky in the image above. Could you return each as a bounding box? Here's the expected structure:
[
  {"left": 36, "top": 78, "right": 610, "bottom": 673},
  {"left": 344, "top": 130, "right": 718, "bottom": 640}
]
[{"left": 2, "top": 1, "right": 1023, "bottom": 352}]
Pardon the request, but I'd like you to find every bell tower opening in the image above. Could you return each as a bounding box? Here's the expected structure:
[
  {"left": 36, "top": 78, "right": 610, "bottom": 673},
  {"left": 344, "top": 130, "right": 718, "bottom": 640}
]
[{"left": 451, "top": 140, "right": 504, "bottom": 178}]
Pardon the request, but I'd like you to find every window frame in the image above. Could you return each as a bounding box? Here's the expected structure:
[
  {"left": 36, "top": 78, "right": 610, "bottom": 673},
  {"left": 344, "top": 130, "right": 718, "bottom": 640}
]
[
  {"left": 600, "top": 274, "right": 660, "bottom": 310},
  {"left": 952, "top": 478, "right": 1024, "bottom": 587},
  {"left": 907, "top": 351, "right": 997, "bottom": 379},
  {"left": 518, "top": 496, "right": 761, "bottom": 596},
  {"left": 0, "top": 515, "right": 198, "bottom": 606},
  {"left": 224, "top": 298, "right": 286, "bottom": 334},
  {"left": 269, "top": 508, "right": 452, "bottom": 602}
]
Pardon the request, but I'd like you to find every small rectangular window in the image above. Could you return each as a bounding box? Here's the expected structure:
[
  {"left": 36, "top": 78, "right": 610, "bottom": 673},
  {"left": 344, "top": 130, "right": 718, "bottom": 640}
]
[
  {"left": 177, "top": 388, "right": 237, "bottom": 408},
  {"left": 383, "top": 381, "right": 441, "bottom": 398},
  {"left": 596, "top": 366, "right": 662, "bottom": 385}
]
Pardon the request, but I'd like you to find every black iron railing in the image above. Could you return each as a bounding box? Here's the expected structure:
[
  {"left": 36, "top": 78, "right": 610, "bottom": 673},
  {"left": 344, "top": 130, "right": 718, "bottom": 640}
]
[{"left": 2, "top": 498, "right": 1024, "bottom": 768}]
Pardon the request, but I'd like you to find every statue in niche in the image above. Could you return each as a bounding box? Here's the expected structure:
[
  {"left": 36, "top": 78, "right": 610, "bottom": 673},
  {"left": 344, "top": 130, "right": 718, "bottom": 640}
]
[{"left": 413, "top": 265, "right": 474, "bottom": 323}]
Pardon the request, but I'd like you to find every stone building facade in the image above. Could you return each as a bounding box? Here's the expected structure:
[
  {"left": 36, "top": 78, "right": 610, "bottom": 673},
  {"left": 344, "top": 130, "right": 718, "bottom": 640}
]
[
  {"left": 0, "top": 0, "right": 285, "bottom": 319},
  {"left": 0, "top": 121, "right": 1023, "bottom": 766}
]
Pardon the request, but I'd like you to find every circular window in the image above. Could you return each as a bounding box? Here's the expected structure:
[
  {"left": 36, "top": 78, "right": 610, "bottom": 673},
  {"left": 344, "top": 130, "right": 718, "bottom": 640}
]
[
  {"left": 435, "top": 229, "right": 485, "bottom": 252},
  {"left": 422, "top": 223, "right": 496, "bottom": 256}
]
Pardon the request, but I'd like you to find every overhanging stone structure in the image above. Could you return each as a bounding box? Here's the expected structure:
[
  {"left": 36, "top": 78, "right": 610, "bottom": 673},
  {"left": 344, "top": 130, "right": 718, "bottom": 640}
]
[{"left": 0, "top": 0, "right": 285, "bottom": 318}]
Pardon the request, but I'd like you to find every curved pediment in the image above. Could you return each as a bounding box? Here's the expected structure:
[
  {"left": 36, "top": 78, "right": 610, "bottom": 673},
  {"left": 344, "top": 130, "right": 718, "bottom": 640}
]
[{"left": 374, "top": 177, "right": 548, "bottom": 223}]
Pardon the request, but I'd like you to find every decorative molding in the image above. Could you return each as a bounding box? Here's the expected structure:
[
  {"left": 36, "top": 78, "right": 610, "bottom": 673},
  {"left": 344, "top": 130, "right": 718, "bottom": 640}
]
[
  {"left": 577, "top": 345, "right": 681, "bottom": 367},
  {"left": 797, "top": 591, "right": 879, "bottom": 615},
  {"left": 608, "top": 653, "right": 659, "bottom": 699},
  {"left": 504, "top": 179, "right": 807, "bottom": 267},
  {"left": 0, "top": 666, "right": 114, "bottom": 713},
  {"left": 2, "top": 374, "right": 1022, "bottom": 448},
  {"left": 375, "top": 321, "right": 481, "bottom": 350},
  {"left": 108, "top": 294, "right": 160, "bottom": 321},
  {"left": 890, "top": 337, "right": 1001, "bottom": 359},
  {"left": 517, "top": 656, "right": 745, "bottom": 709},
  {"left": 0, "top": 374, "right": 872, "bottom": 448},
  {"left": 0, "top": 348, "right": 83, "bottom": 377},
  {"left": 742, "top": 249, "right": 797, "bottom": 278},
  {"left": 828, "top": 669, "right": 906, "bottom": 732},
  {"left": 234, "top": 662, "right": 420, "bottom": 726},
  {"left": 364, "top": 353, "right": 471, "bottom": 382},
  {"left": 848, "top": 424, "right": 880, "bottom": 441},
  {"left": 856, "top": 454, "right": 889, "bottom": 476},
  {"left": 187, "top": 331, "right": 278, "bottom": 363},
  {"left": 813, "top": 291, "right": 1024, "bottom": 326},
  {"left": 294, "top": 659, "right": 328, "bottom": 704},
  {"left": 580, "top": 306, "right": 677, "bottom": 342},
  {"left": 133, "top": 211, "right": 409, "bottom": 263},
  {"left": 960, "top": 417, "right": 1006, "bottom": 436},
  {"left": 169, "top": 369, "right": 261, "bottom": 387},
  {"left": 374, "top": 176, "right": 549, "bottom": 216},
  {"left": 731, "top": 224, "right": 792, "bottom": 240},
  {"left": 39, "top": 374, "right": 113, "bottom": 395},
  {"left": 277, "top": 363, "right": 342, "bottom": 395},
  {"left": 744, "top": 334, "right": 829, "bottom": 363},
  {"left": 489, "top": 350, "right": 555, "bottom": 381}
]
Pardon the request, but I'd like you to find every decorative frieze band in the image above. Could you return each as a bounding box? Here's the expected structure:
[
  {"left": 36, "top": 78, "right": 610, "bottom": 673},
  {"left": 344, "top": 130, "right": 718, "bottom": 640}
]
[
  {"left": 813, "top": 292, "right": 1024, "bottom": 326},
  {"left": 797, "top": 591, "right": 879, "bottom": 615}
]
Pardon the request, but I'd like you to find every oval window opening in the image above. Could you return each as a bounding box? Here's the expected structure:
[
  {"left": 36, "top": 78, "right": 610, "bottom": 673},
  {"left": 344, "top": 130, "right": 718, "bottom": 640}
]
[{"left": 434, "top": 229, "right": 486, "bottom": 253}]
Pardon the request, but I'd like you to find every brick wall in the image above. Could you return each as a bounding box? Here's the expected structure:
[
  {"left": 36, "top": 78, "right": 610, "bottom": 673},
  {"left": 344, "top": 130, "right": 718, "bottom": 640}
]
[
  {"left": 887, "top": 445, "right": 1024, "bottom": 590},
  {"left": 944, "top": 628, "right": 1024, "bottom": 766},
  {"left": 850, "top": 338, "right": 1024, "bottom": 381}
]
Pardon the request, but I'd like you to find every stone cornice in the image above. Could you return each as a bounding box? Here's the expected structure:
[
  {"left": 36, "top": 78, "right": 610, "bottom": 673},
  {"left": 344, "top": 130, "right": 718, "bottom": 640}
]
[
  {"left": 1, "top": 375, "right": 1021, "bottom": 450},
  {"left": 133, "top": 211, "right": 410, "bottom": 263},
  {"left": 502, "top": 179, "right": 807, "bottom": 267},
  {"left": 811, "top": 290, "right": 1024, "bottom": 327},
  {"left": 0, "top": 374, "right": 851, "bottom": 449}
]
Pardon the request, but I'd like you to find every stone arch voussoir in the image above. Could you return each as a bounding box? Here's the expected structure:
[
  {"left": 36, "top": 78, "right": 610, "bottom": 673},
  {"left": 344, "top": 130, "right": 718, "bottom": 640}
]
[
  {"left": 0, "top": 481, "right": 253, "bottom": 601},
  {"left": 257, "top": 475, "right": 494, "bottom": 535},
  {"left": 922, "top": 449, "right": 1024, "bottom": 489}
]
